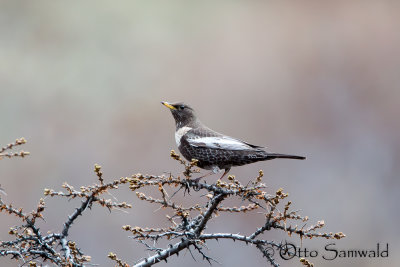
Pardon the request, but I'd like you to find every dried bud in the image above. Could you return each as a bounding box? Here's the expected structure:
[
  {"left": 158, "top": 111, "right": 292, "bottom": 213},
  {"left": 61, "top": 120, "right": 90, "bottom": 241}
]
[
  {"left": 122, "top": 225, "right": 131, "bottom": 231},
  {"left": 43, "top": 188, "right": 52, "bottom": 196},
  {"left": 108, "top": 252, "right": 117, "bottom": 260},
  {"left": 94, "top": 164, "right": 102, "bottom": 172}
]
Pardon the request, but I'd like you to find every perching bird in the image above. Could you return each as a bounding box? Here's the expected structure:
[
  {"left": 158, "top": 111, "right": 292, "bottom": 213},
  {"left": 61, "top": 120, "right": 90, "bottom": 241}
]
[{"left": 162, "top": 101, "right": 305, "bottom": 180}]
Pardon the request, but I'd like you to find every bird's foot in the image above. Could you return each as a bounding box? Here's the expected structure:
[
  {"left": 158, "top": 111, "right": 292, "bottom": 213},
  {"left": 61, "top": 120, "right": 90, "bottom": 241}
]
[
  {"left": 192, "top": 176, "right": 203, "bottom": 183},
  {"left": 189, "top": 177, "right": 202, "bottom": 192},
  {"left": 182, "top": 181, "right": 192, "bottom": 195}
]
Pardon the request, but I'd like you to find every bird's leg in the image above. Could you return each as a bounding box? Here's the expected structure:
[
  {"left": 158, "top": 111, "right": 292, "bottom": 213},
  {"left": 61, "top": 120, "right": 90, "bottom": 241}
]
[
  {"left": 192, "top": 171, "right": 214, "bottom": 183},
  {"left": 192, "top": 166, "right": 222, "bottom": 183},
  {"left": 219, "top": 167, "right": 231, "bottom": 180}
]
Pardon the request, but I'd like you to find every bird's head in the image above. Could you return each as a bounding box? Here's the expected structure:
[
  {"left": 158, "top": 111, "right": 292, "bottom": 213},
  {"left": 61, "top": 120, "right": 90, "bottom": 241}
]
[{"left": 161, "top": 101, "right": 199, "bottom": 129}]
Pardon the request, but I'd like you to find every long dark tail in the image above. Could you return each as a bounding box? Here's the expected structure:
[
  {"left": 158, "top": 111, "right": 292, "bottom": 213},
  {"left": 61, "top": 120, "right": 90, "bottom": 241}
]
[{"left": 267, "top": 153, "right": 306, "bottom": 160}]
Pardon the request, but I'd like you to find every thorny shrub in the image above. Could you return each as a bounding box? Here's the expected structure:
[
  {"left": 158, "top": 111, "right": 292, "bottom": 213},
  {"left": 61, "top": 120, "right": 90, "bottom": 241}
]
[{"left": 0, "top": 139, "right": 345, "bottom": 267}]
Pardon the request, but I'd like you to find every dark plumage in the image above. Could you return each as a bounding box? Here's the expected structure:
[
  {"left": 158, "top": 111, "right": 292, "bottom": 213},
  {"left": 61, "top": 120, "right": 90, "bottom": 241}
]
[{"left": 162, "top": 101, "right": 305, "bottom": 179}]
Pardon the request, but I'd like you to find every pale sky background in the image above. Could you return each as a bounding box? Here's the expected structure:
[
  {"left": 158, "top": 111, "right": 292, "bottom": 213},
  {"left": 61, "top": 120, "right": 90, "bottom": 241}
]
[{"left": 1, "top": 1, "right": 399, "bottom": 266}]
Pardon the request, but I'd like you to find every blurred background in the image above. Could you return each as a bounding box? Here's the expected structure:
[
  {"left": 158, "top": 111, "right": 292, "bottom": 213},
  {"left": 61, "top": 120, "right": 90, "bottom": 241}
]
[{"left": 1, "top": 1, "right": 399, "bottom": 266}]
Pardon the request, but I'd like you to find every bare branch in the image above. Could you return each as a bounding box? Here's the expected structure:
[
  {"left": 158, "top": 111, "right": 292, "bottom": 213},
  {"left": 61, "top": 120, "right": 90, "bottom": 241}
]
[
  {"left": 0, "top": 138, "right": 30, "bottom": 160},
  {"left": 0, "top": 145, "right": 345, "bottom": 267}
]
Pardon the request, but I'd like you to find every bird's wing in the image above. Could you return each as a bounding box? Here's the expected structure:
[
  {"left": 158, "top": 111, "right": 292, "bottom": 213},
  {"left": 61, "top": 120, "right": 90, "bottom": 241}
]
[{"left": 185, "top": 129, "right": 265, "bottom": 151}]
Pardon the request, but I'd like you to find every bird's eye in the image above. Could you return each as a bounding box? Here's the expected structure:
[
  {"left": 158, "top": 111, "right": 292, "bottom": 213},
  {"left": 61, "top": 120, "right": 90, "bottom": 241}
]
[{"left": 179, "top": 105, "right": 185, "bottom": 110}]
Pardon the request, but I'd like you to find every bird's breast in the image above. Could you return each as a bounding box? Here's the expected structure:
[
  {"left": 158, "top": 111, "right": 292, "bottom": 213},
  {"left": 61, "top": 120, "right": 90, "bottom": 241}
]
[{"left": 175, "top": 126, "right": 192, "bottom": 147}]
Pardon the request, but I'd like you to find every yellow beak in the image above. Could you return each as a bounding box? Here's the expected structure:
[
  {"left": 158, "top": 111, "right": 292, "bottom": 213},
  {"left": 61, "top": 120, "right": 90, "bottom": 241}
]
[{"left": 161, "top": 102, "right": 177, "bottom": 110}]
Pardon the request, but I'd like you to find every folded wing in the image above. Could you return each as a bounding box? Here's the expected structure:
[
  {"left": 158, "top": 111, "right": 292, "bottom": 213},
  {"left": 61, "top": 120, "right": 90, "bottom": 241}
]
[{"left": 187, "top": 135, "right": 264, "bottom": 151}]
